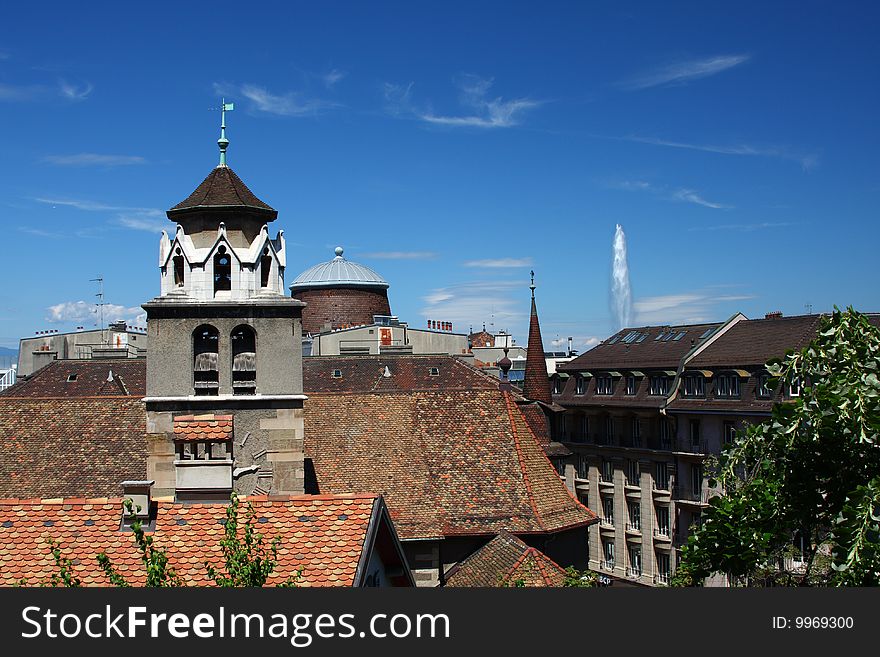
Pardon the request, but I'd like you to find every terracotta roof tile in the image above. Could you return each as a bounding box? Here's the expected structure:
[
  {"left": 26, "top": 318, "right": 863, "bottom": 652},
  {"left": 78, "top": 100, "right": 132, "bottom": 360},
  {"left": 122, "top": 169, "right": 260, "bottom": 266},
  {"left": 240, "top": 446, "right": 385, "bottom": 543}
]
[
  {"left": 0, "top": 494, "right": 378, "bottom": 587},
  {"left": 173, "top": 414, "right": 233, "bottom": 442},
  {"left": 444, "top": 531, "right": 567, "bottom": 587}
]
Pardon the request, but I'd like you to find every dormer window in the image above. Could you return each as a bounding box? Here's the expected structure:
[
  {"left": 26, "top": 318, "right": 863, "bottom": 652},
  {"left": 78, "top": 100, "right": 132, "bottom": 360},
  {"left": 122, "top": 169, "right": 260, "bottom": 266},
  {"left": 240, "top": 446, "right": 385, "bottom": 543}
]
[
  {"left": 625, "top": 375, "right": 636, "bottom": 395},
  {"left": 553, "top": 377, "right": 563, "bottom": 394},
  {"left": 66, "top": 373, "right": 77, "bottom": 382},
  {"left": 756, "top": 374, "right": 772, "bottom": 398},
  {"left": 260, "top": 247, "right": 272, "bottom": 288},
  {"left": 649, "top": 375, "right": 668, "bottom": 396},
  {"left": 331, "top": 369, "right": 342, "bottom": 378},
  {"left": 193, "top": 325, "right": 219, "bottom": 395},
  {"left": 597, "top": 374, "right": 613, "bottom": 395},
  {"left": 214, "top": 245, "right": 232, "bottom": 293},
  {"left": 231, "top": 325, "right": 256, "bottom": 395},
  {"left": 787, "top": 376, "right": 801, "bottom": 398},
  {"left": 575, "top": 376, "right": 585, "bottom": 395},
  {"left": 429, "top": 367, "right": 440, "bottom": 376},
  {"left": 715, "top": 373, "right": 741, "bottom": 398},
  {"left": 683, "top": 374, "right": 705, "bottom": 397}
]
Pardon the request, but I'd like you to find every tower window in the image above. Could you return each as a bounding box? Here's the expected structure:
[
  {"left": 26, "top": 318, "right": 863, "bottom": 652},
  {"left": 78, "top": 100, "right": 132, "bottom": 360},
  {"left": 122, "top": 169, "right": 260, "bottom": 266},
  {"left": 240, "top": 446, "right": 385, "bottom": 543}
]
[
  {"left": 193, "top": 324, "right": 219, "bottom": 396},
  {"left": 173, "top": 249, "right": 185, "bottom": 287},
  {"left": 231, "top": 325, "right": 257, "bottom": 395},
  {"left": 260, "top": 248, "right": 273, "bottom": 288},
  {"left": 214, "top": 245, "right": 232, "bottom": 293}
]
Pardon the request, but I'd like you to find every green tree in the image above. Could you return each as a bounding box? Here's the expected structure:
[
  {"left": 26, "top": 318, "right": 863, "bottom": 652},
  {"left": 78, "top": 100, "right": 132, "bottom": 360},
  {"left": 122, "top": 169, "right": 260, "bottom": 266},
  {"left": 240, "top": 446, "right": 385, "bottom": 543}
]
[
  {"left": 205, "top": 492, "right": 302, "bottom": 587},
  {"left": 562, "top": 566, "right": 597, "bottom": 587},
  {"left": 97, "top": 499, "right": 182, "bottom": 587},
  {"left": 673, "top": 308, "right": 880, "bottom": 586}
]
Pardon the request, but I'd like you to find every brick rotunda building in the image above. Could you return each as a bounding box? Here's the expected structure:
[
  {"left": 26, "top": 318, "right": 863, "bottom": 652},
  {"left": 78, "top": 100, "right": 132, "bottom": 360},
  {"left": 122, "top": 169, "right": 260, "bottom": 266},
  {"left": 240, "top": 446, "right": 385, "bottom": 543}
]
[{"left": 290, "top": 247, "right": 392, "bottom": 335}]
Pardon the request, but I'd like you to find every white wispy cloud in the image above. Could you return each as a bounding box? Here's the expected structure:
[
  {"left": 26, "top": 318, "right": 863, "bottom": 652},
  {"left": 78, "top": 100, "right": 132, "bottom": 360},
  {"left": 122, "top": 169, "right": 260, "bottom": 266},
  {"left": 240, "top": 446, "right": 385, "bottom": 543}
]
[
  {"left": 624, "top": 135, "right": 819, "bottom": 171},
  {"left": 464, "top": 257, "right": 534, "bottom": 268},
  {"left": 608, "top": 179, "right": 730, "bottom": 209},
  {"left": 46, "top": 300, "right": 144, "bottom": 325},
  {"left": 42, "top": 153, "right": 146, "bottom": 167},
  {"left": 18, "top": 227, "right": 64, "bottom": 239},
  {"left": 322, "top": 68, "right": 346, "bottom": 88},
  {"left": 633, "top": 289, "right": 755, "bottom": 325},
  {"left": 0, "top": 82, "right": 44, "bottom": 101},
  {"left": 386, "top": 74, "right": 541, "bottom": 129},
  {"left": 214, "top": 82, "right": 339, "bottom": 117},
  {"left": 422, "top": 280, "right": 525, "bottom": 329},
  {"left": 671, "top": 188, "right": 731, "bottom": 209},
  {"left": 34, "top": 197, "right": 165, "bottom": 232},
  {"left": 620, "top": 54, "right": 750, "bottom": 90},
  {"left": 360, "top": 251, "right": 438, "bottom": 260},
  {"left": 58, "top": 80, "right": 93, "bottom": 101},
  {"left": 688, "top": 221, "right": 794, "bottom": 232}
]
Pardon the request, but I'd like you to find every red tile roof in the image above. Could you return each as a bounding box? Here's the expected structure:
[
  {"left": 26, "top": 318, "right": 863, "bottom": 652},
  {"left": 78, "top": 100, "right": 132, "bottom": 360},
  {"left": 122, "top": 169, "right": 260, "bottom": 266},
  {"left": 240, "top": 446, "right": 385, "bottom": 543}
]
[
  {"left": 0, "top": 359, "right": 146, "bottom": 398},
  {"left": 167, "top": 166, "right": 277, "bottom": 219},
  {"left": 0, "top": 494, "right": 380, "bottom": 587},
  {"left": 444, "top": 530, "right": 566, "bottom": 587},
  {"left": 303, "top": 388, "right": 597, "bottom": 540},
  {"left": 0, "top": 398, "right": 147, "bottom": 499},
  {"left": 173, "top": 414, "right": 234, "bottom": 442}
]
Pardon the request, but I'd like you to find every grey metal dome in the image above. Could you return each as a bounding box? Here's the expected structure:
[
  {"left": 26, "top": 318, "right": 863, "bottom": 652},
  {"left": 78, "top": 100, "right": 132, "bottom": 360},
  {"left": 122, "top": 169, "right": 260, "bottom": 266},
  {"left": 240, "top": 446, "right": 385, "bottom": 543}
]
[{"left": 290, "top": 247, "right": 389, "bottom": 290}]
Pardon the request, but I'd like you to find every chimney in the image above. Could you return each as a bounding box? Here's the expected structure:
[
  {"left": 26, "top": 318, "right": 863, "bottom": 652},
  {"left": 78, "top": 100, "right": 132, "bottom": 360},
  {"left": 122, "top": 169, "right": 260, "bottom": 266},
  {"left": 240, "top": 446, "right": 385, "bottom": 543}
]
[
  {"left": 121, "top": 480, "right": 154, "bottom": 520},
  {"left": 765, "top": 311, "right": 784, "bottom": 320},
  {"left": 567, "top": 336, "right": 573, "bottom": 356}
]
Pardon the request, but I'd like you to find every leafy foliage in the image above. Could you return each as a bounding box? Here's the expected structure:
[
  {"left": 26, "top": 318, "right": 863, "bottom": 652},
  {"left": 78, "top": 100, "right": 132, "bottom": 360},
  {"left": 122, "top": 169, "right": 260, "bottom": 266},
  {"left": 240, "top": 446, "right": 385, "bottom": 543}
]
[
  {"left": 673, "top": 308, "right": 880, "bottom": 586},
  {"left": 562, "top": 566, "right": 597, "bottom": 587},
  {"left": 98, "top": 499, "right": 182, "bottom": 587},
  {"left": 46, "top": 538, "right": 81, "bottom": 587},
  {"left": 205, "top": 492, "right": 302, "bottom": 587}
]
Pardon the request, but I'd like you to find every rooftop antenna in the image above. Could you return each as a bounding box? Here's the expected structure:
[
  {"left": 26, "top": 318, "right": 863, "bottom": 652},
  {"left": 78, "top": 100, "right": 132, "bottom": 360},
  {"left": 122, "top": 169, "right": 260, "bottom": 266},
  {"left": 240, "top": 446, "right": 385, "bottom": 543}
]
[
  {"left": 805, "top": 303, "right": 813, "bottom": 315},
  {"left": 211, "top": 98, "right": 234, "bottom": 167},
  {"left": 90, "top": 276, "right": 106, "bottom": 345}
]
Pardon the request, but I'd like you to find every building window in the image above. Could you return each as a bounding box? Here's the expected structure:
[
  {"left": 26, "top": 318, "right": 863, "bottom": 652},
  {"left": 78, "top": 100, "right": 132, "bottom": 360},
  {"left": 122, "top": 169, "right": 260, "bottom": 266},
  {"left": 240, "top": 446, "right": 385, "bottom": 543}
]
[
  {"left": 213, "top": 246, "right": 232, "bottom": 293},
  {"left": 260, "top": 248, "right": 273, "bottom": 288},
  {"left": 553, "top": 459, "right": 566, "bottom": 476},
  {"left": 553, "top": 377, "right": 563, "bottom": 394},
  {"left": 659, "top": 418, "right": 672, "bottom": 449},
  {"left": 604, "top": 416, "right": 615, "bottom": 444},
  {"left": 601, "top": 459, "right": 614, "bottom": 483},
  {"left": 231, "top": 325, "right": 257, "bottom": 395},
  {"left": 597, "top": 374, "right": 613, "bottom": 395},
  {"left": 692, "top": 464, "right": 702, "bottom": 499},
  {"left": 193, "top": 324, "right": 219, "bottom": 396},
  {"left": 575, "top": 376, "right": 585, "bottom": 395},
  {"left": 683, "top": 374, "right": 704, "bottom": 397},
  {"left": 602, "top": 497, "right": 614, "bottom": 526},
  {"left": 173, "top": 252, "right": 185, "bottom": 287},
  {"left": 689, "top": 419, "right": 701, "bottom": 445},
  {"left": 649, "top": 375, "right": 668, "bottom": 396},
  {"left": 656, "top": 552, "right": 671, "bottom": 584},
  {"left": 756, "top": 374, "right": 772, "bottom": 398},
  {"left": 66, "top": 374, "right": 77, "bottom": 382},
  {"left": 580, "top": 415, "right": 589, "bottom": 441},
  {"left": 331, "top": 369, "right": 342, "bottom": 378},
  {"left": 655, "top": 506, "right": 670, "bottom": 536},
  {"left": 630, "top": 417, "right": 641, "bottom": 446},
  {"left": 577, "top": 455, "right": 589, "bottom": 480},
  {"left": 723, "top": 421, "right": 737, "bottom": 445},
  {"left": 625, "top": 375, "right": 636, "bottom": 395},
  {"left": 715, "top": 373, "right": 741, "bottom": 398},
  {"left": 628, "top": 502, "right": 641, "bottom": 531},
  {"left": 602, "top": 541, "right": 615, "bottom": 569},
  {"left": 628, "top": 546, "right": 642, "bottom": 577},
  {"left": 626, "top": 460, "right": 640, "bottom": 486},
  {"left": 429, "top": 367, "right": 440, "bottom": 376},
  {"left": 788, "top": 376, "right": 801, "bottom": 397},
  {"left": 654, "top": 462, "right": 669, "bottom": 490}
]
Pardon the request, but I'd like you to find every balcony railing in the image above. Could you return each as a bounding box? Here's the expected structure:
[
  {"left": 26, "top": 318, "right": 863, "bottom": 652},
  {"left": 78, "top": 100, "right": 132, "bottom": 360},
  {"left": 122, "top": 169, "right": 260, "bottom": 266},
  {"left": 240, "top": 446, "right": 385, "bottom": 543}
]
[
  {"left": 673, "top": 487, "right": 710, "bottom": 504},
  {"left": 600, "top": 517, "right": 615, "bottom": 528},
  {"left": 653, "top": 573, "right": 670, "bottom": 585},
  {"left": 626, "top": 567, "right": 642, "bottom": 578},
  {"left": 625, "top": 523, "right": 641, "bottom": 534},
  {"left": 679, "top": 440, "right": 709, "bottom": 454},
  {"left": 601, "top": 560, "right": 615, "bottom": 571}
]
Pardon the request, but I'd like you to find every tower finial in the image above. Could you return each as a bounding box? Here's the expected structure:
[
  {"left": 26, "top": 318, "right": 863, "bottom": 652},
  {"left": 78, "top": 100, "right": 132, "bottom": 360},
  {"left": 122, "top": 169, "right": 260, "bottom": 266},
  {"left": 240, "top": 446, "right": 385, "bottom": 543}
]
[
  {"left": 529, "top": 269, "right": 536, "bottom": 298},
  {"left": 217, "top": 98, "right": 234, "bottom": 167}
]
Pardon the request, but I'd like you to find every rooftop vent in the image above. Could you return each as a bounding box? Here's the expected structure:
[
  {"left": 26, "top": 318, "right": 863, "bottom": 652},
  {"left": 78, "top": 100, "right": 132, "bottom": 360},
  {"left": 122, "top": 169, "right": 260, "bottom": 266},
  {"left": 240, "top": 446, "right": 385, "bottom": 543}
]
[
  {"left": 66, "top": 373, "right": 77, "bottom": 382},
  {"left": 765, "top": 311, "right": 784, "bottom": 320}
]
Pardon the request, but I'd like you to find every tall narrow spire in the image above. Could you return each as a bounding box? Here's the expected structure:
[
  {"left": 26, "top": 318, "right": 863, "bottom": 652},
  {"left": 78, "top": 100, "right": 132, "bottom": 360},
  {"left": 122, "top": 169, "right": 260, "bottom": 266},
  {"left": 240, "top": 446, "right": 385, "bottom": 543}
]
[
  {"left": 523, "top": 270, "right": 553, "bottom": 405},
  {"left": 217, "top": 99, "right": 234, "bottom": 167}
]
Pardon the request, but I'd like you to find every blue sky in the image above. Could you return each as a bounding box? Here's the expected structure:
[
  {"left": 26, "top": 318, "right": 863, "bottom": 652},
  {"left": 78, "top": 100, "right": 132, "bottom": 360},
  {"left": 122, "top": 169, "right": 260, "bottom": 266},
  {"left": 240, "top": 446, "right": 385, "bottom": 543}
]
[{"left": 2, "top": 1, "right": 878, "bottom": 351}]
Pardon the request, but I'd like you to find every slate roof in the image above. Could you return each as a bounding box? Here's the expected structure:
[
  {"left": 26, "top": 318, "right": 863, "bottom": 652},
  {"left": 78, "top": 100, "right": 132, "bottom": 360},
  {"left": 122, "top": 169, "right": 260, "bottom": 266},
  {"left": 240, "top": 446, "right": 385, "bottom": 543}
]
[
  {"left": 0, "top": 494, "right": 388, "bottom": 587},
  {"left": 0, "top": 398, "right": 147, "bottom": 498},
  {"left": 444, "top": 530, "right": 566, "bottom": 587},
  {"left": 687, "top": 314, "right": 823, "bottom": 367},
  {"left": 559, "top": 321, "right": 722, "bottom": 371},
  {"left": 0, "top": 359, "right": 146, "bottom": 398},
  {"left": 303, "top": 387, "right": 597, "bottom": 540},
  {"left": 167, "top": 166, "right": 277, "bottom": 220},
  {"left": 173, "top": 414, "right": 234, "bottom": 442}
]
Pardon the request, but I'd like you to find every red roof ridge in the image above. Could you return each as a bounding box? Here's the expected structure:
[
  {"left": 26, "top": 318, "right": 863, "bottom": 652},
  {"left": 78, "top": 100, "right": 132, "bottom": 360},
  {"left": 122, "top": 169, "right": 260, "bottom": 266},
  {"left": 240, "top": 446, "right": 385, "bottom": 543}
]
[{"left": 0, "top": 492, "right": 382, "bottom": 507}]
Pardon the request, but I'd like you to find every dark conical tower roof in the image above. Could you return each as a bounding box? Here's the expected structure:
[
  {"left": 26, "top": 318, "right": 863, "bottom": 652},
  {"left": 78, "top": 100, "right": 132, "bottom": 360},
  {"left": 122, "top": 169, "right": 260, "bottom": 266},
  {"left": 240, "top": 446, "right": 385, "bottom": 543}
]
[
  {"left": 167, "top": 166, "right": 277, "bottom": 221},
  {"left": 522, "top": 271, "right": 553, "bottom": 405}
]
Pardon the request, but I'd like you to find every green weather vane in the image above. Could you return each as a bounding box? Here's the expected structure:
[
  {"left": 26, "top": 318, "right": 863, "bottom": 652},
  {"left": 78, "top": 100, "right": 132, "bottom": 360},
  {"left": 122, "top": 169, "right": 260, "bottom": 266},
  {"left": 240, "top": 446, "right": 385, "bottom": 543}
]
[{"left": 215, "top": 98, "right": 234, "bottom": 166}]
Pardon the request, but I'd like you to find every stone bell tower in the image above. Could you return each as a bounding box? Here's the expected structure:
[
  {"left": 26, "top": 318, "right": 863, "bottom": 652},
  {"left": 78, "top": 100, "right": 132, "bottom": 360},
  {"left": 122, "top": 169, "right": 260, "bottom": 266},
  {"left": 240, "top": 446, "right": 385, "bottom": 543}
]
[{"left": 142, "top": 101, "right": 306, "bottom": 500}]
